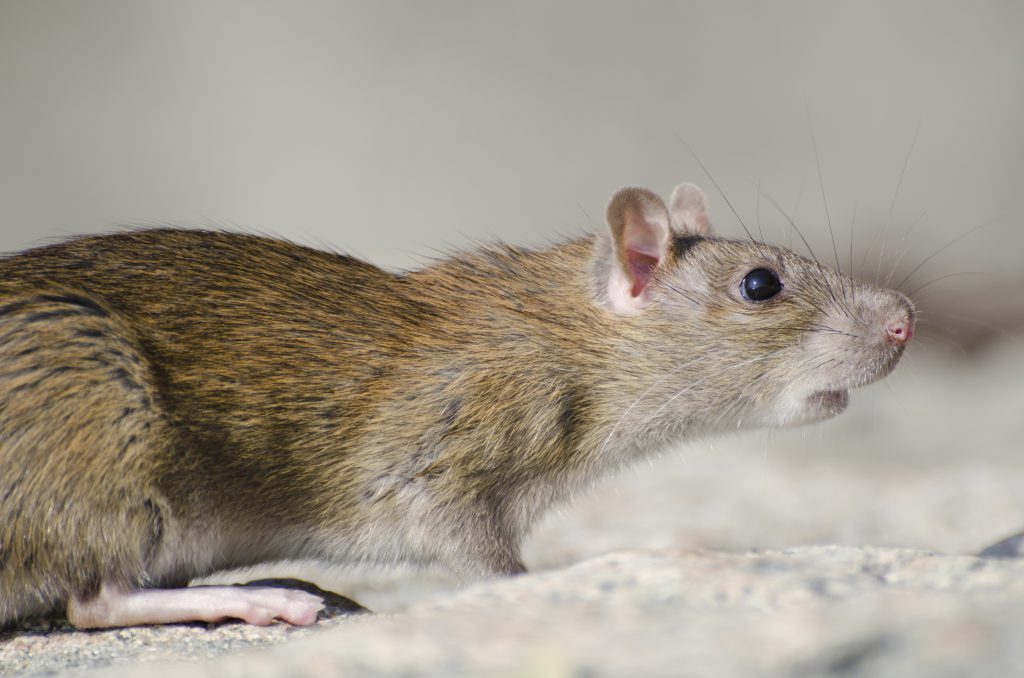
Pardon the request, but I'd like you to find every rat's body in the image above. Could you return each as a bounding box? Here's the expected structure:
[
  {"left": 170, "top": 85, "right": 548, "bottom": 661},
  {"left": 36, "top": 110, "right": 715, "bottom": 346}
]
[{"left": 0, "top": 184, "right": 913, "bottom": 628}]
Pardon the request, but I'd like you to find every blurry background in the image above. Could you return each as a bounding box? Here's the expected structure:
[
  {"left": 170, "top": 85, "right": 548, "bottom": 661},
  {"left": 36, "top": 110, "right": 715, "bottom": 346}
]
[{"left": 1, "top": 1, "right": 1022, "bottom": 609}]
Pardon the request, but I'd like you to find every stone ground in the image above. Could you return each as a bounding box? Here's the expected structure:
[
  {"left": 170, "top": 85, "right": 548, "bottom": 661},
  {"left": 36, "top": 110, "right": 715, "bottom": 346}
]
[{"left": 2, "top": 337, "right": 1022, "bottom": 677}]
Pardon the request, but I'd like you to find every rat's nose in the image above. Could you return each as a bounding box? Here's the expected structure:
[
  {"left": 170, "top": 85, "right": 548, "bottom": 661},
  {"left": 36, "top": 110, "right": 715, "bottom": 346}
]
[{"left": 885, "top": 313, "right": 914, "bottom": 346}]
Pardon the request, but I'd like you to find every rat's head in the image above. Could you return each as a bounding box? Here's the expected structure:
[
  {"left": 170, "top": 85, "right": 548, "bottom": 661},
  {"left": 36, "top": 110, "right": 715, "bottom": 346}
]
[{"left": 592, "top": 183, "right": 914, "bottom": 432}]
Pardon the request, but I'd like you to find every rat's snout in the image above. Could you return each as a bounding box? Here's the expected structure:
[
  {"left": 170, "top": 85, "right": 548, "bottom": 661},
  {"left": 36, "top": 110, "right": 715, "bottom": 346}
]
[
  {"left": 885, "top": 308, "right": 915, "bottom": 346},
  {"left": 847, "top": 288, "right": 915, "bottom": 352}
]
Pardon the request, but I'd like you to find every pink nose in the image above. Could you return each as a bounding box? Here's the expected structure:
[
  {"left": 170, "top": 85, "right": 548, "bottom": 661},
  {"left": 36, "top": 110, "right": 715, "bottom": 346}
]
[{"left": 886, "top": 317, "right": 914, "bottom": 345}]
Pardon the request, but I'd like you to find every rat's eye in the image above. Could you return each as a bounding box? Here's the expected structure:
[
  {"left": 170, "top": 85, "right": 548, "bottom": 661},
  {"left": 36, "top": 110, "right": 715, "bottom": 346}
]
[{"left": 740, "top": 268, "right": 782, "bottom": 302}]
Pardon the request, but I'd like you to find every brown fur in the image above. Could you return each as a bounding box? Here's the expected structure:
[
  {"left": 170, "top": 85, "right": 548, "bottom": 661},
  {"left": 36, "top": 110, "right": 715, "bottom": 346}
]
[{"left": 0, "top": 195, "right": 912, "bottom": 624}]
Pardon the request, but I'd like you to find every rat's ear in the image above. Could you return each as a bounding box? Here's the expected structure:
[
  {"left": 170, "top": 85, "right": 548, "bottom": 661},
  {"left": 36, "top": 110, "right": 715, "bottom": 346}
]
[
  {"left": 668, "top": 183, "right": 711, "bottom": 236},
  {"left": 599, "top": 186, "right": 672, "bottom": 314}
]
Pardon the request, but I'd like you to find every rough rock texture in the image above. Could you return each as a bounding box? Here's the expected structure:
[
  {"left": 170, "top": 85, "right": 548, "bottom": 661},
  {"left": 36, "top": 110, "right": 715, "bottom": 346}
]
[
  {"left": 6, "top": 548, "right": 1024, "bottom": 678},
  {"left": 1, "top": 342, "right": 1022, "bottom": 677}
]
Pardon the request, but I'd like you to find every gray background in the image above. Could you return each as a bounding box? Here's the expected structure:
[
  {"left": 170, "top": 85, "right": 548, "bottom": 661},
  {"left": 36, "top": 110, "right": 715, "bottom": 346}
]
[
  {"left": 2, "top": 1, "right": 1021, "bottom": 282},
  {"left": 1, "top": 0, "right": 1023, "bottom": 604}
]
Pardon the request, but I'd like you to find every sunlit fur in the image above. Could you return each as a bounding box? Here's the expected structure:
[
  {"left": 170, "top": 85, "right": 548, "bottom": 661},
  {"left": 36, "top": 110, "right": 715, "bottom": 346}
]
[
  {"left": 641, "top": 236, "right": 913, "bottom": 431},
  {"left": 0, "top": 226, "right": 911, "bottom": 624}
]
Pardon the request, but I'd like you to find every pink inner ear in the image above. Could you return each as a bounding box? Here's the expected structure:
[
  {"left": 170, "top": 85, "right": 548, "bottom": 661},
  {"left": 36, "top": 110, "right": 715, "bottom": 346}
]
[{"left": 627, "top": 250, "right": 660, "bottom": 297}]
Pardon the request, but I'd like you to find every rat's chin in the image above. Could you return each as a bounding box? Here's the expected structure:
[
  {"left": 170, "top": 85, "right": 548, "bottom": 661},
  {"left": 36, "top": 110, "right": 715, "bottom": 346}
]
[
  {"left": 773, "top": 389, "right": 849, "bottom": 426},
  {"left": 763, "top": 388, "right": 851, "bottom": 427},
  {"left": 805, "top": 389, "right": 850, "bottom": 420}
]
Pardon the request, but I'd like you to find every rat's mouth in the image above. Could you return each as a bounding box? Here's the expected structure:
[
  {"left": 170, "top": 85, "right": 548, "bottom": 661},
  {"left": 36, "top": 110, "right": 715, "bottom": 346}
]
[{"left": 808, "top": 389, "right": 850, "bottom": 416}]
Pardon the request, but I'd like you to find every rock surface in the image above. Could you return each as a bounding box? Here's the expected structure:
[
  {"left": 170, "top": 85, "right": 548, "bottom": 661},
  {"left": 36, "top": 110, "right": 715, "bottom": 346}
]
[
  {"left": 5, "top": 547, "right": 1024, "bottom": 677},
  {"left": 1, "top": 342, "right": 1022, "bottom": 677}
]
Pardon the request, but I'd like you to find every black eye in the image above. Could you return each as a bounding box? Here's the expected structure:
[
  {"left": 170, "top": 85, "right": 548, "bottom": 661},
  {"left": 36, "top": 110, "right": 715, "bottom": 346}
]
[{"left": 740, "top": 268, "right": 782, "bottom": 302}]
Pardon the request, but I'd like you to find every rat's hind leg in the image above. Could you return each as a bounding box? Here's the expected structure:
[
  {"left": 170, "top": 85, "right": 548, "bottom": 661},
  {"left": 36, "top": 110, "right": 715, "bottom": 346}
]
[
  {"left": 0, "top": 291, "right": 327, "bottom": 629},
  {"left": 0, "top": 291, "right": 183, "bottom": 625}
]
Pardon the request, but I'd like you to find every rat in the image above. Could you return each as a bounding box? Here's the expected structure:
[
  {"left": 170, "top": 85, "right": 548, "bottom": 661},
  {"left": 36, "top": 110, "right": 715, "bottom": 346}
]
[{"left": 0, "top": 183, "right": 914, "bottom": 628}]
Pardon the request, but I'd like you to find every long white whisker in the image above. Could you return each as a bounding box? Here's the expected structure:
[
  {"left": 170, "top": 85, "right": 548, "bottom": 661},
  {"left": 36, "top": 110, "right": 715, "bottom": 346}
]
[
  {"left": 595, "top": 353, "right": 711, "bottom": 459},
  {"left": 638, "top": 354, "right": 774, "bottom": 432},
  {"left": 906, "top": 271, "right": 998, "bottom": 298},
  {"left": 861, "top": 121, "right": 921, "bottom": 277},
  {"left": 882, "top": 209, "right": 929, "bottom": 288},
  {"left": 897, "top": 215, "right": 1003, "bottom": 290}
]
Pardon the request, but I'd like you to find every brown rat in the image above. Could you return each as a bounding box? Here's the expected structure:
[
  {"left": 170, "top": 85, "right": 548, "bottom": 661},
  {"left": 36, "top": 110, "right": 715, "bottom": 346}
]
[{"left": 0, "top": 183, "right": 913, "bottom": 628}]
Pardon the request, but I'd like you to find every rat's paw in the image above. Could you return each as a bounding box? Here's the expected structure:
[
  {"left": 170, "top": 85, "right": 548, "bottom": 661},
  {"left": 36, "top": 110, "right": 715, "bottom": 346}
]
[
  {"left": 235, "top": 578, "right": 370, "bottom": 617},
  {"left": 68, "top": 582, "right": 325, "bottom": 629},
  {"left": 220, "top": 587, "right": 324, "bottom": 626}
]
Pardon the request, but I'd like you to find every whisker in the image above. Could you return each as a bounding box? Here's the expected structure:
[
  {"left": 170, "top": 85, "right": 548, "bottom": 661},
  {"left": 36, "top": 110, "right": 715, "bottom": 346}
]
[
  {"left": 848, "top": 203, "right": 857, "bottom": 300},
  {"left": 912, "top": 327, "right": 969, "bottom": 356},
  {"left": 575, "top": 202, "right": 601, "bottom": 232},
  {"left": 919, "top": 311, "right": 1023, "bottom": 348},
  {"left": 760, "top": 191, "right": 826, "bottom": 270},
  {"left": 860, "top": 120, "right": 921, "bottom": 276},
  {"left": 755, "top": 177, "right": 765, "bottom": 242},
  {"left": 906, "top": 271, "right": 998, "bottom": 298},
  {"left": 660, "top": 282, "right": 704, "bottom": 307},
  {"left": 806, "top": 107, "right": 844, "bottom": 296},
  {"left": 759, "top": 191, "right": 849, "bottom": 320},
  {"left": 812, "top": 356, "right": 837, "bottom": 370},
  {"left": 714, "top": 367, "right": 779, "bottom": 429},
  {"left": 882, "top": 209, "right": 929, "bottom": 287},
  {"left": 639, "top": 354, "right": 774, "bottom": 432},
  {"left": 896, "top": 215, "right": 1003, "bottom": 290},
  {"left": 911, "top": 287, "right": 997, "bottom": 306},
  {"left": 912, "top": 312, "right": 965, "bottom": 334},
  {"left": 788, "top": 176, "right": 806, "bottom": 251},
  {"left": 888, "top": 122, "right": 922, "bottom": 236},
  {"left": 595, "top": 353, "right": 714, "bottom": 460},
  {"left": 680, "top": 139, "right": 760, "bottom": 245}
]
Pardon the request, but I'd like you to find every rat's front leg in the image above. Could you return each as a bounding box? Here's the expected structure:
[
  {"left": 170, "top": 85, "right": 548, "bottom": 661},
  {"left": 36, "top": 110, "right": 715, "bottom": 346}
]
[
  {"left": 449, "top": 514, "right": 529, "bottom": 578},
  {"left": 66, "top": 581, "right": 324, "bottom": 629}
]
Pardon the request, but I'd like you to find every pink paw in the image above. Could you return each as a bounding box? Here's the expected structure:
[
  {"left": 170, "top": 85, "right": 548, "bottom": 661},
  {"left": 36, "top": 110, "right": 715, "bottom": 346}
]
[
  {"left": 68, "top": 583, "right": 326, "bottom": 629},
  {"left": 203, "top": 587, "right": 325, "bottom": 626}
]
